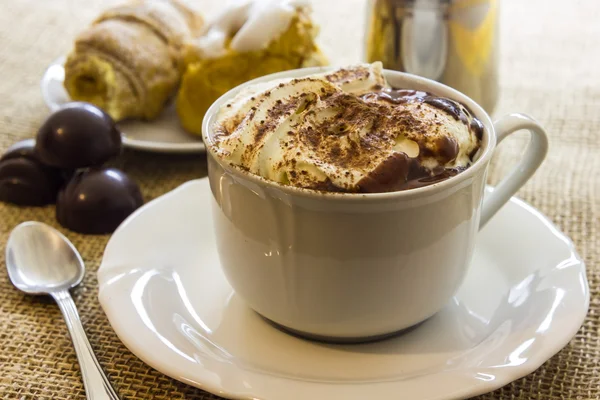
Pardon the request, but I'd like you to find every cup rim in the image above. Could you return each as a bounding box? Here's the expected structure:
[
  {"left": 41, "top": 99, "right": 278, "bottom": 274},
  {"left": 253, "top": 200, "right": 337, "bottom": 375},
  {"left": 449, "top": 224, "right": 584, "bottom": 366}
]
[{"left": 202, "top": 66, "right": 496, "bottom": 200}]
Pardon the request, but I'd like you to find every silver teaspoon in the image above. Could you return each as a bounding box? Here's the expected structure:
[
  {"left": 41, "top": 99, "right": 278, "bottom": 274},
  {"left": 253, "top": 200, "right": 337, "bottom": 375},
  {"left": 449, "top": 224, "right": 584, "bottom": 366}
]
[{"left": 6, "top": 221, "right": 120, "bottom": 400}]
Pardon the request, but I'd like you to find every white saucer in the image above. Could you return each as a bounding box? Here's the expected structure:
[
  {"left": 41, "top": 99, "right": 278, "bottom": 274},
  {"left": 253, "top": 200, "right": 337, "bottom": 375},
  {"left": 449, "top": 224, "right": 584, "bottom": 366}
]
[
  {"left": 41, "top": 57, "right": 205, "bottom": 154},
  {"left": 97, "top": 178, "right": 589, "bottom": 400}
]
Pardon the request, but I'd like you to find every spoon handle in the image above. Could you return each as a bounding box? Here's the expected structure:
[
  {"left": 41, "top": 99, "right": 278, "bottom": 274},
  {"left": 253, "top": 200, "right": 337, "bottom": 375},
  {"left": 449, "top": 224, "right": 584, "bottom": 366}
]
[{"left": 52, "top": 290, "right": 120, "bottom": 400}]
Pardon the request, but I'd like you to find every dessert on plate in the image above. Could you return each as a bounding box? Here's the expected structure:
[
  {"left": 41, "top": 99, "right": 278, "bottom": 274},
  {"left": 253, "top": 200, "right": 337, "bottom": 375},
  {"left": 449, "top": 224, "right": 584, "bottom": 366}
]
[
  {"left": 63, "top": 0, "right": 204, "bottom": 122},
  {"left": 176, "top": 0, "right": 328, "bottom": 135}
]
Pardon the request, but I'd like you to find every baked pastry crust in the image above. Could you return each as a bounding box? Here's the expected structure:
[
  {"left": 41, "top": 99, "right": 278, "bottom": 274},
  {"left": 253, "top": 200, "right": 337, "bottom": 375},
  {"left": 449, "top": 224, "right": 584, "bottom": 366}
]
[{"left": 64, "top": 0, "right": 203, "bottom": 121}]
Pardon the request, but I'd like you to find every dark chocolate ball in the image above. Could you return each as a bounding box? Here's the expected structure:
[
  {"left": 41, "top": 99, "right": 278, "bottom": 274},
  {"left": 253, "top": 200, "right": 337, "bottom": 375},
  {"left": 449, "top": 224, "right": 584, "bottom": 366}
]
[
  {"left": 0, "top": 139, "right": 38, "bottom": 162},
  {"left": 56, "top": 167, "right": 143, "bottom": 234},
  {"left": 0, "top": 139, "right": 66, "bottom": 206},
  {"left": 36, "top": 102, "right": 122, "bottom": 169}
]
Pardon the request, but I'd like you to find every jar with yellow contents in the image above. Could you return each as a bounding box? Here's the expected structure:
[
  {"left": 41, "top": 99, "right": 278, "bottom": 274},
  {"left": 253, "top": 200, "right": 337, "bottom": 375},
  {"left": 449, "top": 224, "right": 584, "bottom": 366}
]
[{"left": 365, "top": 0, "right": 499, "bottom": 114}]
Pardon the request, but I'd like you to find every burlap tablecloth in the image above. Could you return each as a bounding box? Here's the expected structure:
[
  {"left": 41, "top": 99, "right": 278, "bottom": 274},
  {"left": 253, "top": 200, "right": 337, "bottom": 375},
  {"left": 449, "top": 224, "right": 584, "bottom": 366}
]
[{"left": 0, "top": 0, "right": 598, "bottom": 398}]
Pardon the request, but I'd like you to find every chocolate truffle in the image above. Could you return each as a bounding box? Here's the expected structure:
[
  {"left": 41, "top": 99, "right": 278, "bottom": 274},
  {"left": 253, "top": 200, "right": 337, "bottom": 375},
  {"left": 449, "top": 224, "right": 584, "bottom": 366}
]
[
  {"left": 36, "top": 102, "right": 122, "bottom": 169},
  {"left": 56, "top": 167, "right": 143, "bottom": 234},
  {"left": 0, "top": 139, "right": 65, "bottom": 206}
]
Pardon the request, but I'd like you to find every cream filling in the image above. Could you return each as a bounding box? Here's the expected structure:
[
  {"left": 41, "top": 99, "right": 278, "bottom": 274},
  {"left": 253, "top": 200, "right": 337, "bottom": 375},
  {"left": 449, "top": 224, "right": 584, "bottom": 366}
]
[{"left": 196, "top": 0, "right": 310, "bottom": 58}]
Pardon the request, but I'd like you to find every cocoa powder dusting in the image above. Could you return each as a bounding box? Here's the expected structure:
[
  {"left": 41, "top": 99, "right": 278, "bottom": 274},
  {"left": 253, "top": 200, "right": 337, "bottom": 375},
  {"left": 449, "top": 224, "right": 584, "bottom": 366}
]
[
  {"left": 215, "top": 80, "right": 483, "bottom": 194},
  {"left": 324, "top": 68, "right": 370, "bottom": 85},
  {"left": 295, "top": 88, "right": 482, "bottom": 192}
]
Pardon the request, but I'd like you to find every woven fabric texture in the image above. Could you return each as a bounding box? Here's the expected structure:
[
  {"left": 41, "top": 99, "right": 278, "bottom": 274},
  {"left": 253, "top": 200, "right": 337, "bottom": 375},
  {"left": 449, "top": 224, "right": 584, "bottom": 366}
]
[{"left": 0, "top": 0, "right": 598, "bottom": 399}]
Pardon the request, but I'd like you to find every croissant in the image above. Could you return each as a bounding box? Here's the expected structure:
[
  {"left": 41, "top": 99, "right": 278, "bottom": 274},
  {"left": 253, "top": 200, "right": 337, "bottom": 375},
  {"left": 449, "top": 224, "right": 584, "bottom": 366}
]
[
  {"left": 176, "top": 5, "right": 328, "bottom": 135},
  {"left": 64, "top": 0, "right": 203, "bottom": 121}
]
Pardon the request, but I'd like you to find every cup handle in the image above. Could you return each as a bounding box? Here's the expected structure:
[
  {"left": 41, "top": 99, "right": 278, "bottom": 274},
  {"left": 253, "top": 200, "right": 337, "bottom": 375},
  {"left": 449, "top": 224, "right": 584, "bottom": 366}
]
[{"left": 479, "top": 113, "right": 549, "bottom": 229}]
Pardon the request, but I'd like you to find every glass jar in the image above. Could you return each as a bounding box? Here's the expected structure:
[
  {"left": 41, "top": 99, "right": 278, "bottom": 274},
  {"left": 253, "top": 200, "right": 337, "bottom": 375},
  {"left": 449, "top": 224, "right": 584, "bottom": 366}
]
[{"left": 365, "top": 0, "right": 499, "bottom": 113}]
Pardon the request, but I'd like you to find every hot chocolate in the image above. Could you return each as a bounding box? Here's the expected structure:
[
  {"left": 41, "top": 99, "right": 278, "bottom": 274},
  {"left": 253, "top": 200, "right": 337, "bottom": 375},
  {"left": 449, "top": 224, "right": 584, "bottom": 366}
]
[{"left": 211, "top": 62, "right": 483, "bottom": 193}]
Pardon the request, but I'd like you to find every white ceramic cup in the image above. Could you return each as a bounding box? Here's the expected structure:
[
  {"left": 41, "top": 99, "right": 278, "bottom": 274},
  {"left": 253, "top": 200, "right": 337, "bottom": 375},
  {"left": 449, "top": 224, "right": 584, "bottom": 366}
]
[{"left": 202, "top": 68, "right": 548, "bottom": 342}]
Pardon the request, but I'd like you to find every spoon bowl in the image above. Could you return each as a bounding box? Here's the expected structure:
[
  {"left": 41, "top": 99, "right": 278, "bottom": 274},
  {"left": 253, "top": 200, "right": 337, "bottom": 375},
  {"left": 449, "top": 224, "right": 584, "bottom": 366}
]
[{"left": 6, "top": 221, "right": 84, "bottom": 294}]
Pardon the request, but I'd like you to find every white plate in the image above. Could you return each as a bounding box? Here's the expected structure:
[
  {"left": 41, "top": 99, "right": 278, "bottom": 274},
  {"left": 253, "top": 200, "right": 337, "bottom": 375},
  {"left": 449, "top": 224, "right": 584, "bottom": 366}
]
[
  {"left": 41, "top": 57, "right": 205, "bottom": 154},
  {"left": 98, "top": 178, "right": 589, "bottom": 400}
]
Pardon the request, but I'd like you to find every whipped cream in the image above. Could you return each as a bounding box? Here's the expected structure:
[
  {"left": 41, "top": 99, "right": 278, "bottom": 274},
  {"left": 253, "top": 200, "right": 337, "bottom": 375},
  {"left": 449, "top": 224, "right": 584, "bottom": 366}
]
[
  {"left": 196, "top": 0, "right": 310, "bottom": 58},
  {"left": 211, "top": 63, "right": 483, "bottom": 192}
]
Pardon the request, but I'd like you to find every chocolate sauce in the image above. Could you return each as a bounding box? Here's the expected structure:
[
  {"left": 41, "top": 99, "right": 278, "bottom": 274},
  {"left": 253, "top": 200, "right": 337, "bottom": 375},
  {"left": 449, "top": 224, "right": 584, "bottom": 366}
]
[
  {"left": 470, "top": 117, "right": 484, "bottom": 141},
  {"left": 423, "top": 97, "right": 468, "bottom": 124},
  {"left": 354, "top": 87, "right": 484, "bottom": 193},
  {"left": 357, "top": 152, "right": 463, "bottom": 193},
  {"left": 434, "top": 136, "right": 460, "bottom": 164}
]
